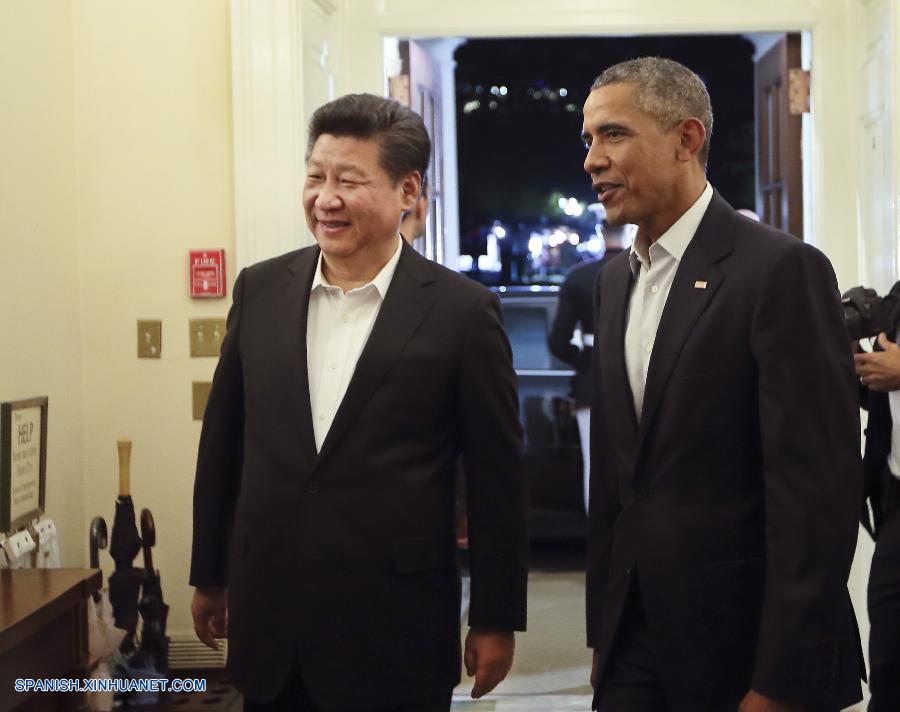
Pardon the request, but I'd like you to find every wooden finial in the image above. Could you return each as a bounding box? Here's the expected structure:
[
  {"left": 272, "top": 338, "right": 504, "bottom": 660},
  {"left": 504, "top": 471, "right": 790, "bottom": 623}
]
[{"left": 117, "top": 439, "right": 132, "bottom": 497}]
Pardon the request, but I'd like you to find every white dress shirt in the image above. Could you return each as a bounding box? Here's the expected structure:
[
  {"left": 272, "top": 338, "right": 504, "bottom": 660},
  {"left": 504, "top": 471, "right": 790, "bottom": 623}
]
[
  {"left": 307, "top": 235, "right": 403, "bottom": 451},
  {"left": 624, "top": 182, "right": 714, "bottom": 419}
]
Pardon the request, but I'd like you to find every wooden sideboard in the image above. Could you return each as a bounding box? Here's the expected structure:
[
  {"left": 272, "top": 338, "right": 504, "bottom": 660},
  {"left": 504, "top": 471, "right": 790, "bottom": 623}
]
[{"left": 0, "top": 569, "right": 102, "bottom": 712}]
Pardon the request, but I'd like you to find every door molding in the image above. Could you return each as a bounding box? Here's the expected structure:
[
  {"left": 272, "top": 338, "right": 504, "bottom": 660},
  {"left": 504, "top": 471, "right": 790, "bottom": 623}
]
[
  {"left": 230, "top": 0, "right": 310, "bottom": 270},
  {"left": 852, "top": 0, "right": 898, "bottom": 293}
]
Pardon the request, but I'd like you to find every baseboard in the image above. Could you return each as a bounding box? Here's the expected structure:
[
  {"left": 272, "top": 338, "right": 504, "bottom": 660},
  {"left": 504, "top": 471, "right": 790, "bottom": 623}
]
[{"left": 168, "top": 633, "right": 228, "bottom": 669}]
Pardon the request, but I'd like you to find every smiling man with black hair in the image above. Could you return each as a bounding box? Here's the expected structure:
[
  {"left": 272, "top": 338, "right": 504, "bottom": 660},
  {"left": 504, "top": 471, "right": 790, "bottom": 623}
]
[{"left": 190, "top": 93, "right": 528, "bottom": 712}]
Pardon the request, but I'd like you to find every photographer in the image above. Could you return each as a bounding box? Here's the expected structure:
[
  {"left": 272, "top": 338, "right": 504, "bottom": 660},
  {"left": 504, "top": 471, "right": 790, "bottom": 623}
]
[{"left": 854, "top": 327, "right": 900, "bottom": 712}]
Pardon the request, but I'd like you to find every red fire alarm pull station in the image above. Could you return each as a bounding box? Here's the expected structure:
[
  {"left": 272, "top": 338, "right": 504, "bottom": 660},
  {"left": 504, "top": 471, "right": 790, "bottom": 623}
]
[{"left": 189, "top": 249, "right": 226, "bottom": 298}]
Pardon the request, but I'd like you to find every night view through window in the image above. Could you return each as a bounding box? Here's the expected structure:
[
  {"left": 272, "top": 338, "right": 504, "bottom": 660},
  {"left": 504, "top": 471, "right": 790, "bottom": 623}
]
[{"left": 454, "top": 35, "right": 756, "bottom": 287}]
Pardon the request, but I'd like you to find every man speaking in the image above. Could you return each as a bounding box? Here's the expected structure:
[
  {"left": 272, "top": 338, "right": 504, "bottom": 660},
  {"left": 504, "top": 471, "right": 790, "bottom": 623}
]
[
  {"left": 190, "top": 93, "right": 528, "bottom": 712},
  {"left": 582, "top": 58, "right": 863, "bottom": 711}
]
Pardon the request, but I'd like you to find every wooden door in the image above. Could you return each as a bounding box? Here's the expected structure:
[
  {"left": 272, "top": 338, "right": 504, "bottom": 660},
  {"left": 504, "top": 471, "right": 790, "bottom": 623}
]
[{"left": 756, "top": 34, "right": 806, "bottom": 239}]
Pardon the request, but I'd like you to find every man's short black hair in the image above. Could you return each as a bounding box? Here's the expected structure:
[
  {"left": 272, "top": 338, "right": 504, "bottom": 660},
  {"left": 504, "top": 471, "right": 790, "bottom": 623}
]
[{"left": 307, "top": 93, "right": 431, "bottom": 185}]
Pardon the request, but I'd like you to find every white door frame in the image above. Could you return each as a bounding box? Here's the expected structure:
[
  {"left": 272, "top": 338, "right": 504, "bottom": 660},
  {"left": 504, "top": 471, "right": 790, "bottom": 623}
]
[{"left": 231, "top": 0, "right": 893, "bottom": 291}]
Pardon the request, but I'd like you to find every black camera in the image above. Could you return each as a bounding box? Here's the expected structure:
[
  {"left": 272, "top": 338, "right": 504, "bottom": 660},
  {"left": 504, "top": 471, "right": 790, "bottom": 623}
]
[{"left": 842, "top": 283, "right": 900, "bottom": 342}]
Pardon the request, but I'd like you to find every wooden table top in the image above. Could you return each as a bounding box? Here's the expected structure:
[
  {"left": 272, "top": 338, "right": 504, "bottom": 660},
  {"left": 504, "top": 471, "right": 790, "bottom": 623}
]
[{"left": 0, "top": 568, "right": 102, "bottom": 656}]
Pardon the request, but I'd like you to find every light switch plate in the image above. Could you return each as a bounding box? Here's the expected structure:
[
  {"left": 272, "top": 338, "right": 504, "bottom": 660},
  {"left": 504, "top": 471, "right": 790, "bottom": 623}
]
[
  {"left": 138, "top": 320, "right": 162, "bottom": 358},
  {"left": 189, "top": 319, "right": 226, "bottom": 357},
  {"left": 192, "top": 382, "right": 212, "bottom": 420}
]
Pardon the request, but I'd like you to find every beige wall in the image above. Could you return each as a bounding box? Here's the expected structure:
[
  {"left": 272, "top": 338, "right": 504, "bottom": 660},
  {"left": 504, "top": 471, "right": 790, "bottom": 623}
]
[
  {"left": 72, "top": 0, "right": 234, "bottom": 636},
  {"left": 1, "top": 0, "right": 233, "bottom": 641},
  {"left": 0, "top": 0, "right": 84, "bottom": 567}
]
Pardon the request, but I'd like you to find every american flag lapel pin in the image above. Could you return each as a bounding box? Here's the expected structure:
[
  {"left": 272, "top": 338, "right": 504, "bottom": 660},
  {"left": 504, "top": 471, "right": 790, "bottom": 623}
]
[{"left": 694, "top": 280, "right": 708, "bottom": 289}]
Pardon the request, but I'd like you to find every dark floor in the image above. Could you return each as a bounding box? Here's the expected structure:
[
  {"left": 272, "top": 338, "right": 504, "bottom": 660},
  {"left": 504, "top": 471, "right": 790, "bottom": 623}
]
[{"left": 529, "top": 537, "right": 586, "bottom": 573}]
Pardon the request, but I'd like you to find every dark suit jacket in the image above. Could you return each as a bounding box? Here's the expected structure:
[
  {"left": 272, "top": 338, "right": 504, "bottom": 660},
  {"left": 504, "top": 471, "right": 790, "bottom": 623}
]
[
  {"left": 857, "top": 286, "right": 900, "bottom": 537},
  {"left": 548, "top": 250, "right": 623, "bottom": 407},
  {"left": 587, "top": 192, "right": 863, "bottom": 711},
  {"left": 190, "top": 241, "right": 528, "bottom": 710},
  {"left": 861, "top": 377, "right": 898, "bottom": 538}
]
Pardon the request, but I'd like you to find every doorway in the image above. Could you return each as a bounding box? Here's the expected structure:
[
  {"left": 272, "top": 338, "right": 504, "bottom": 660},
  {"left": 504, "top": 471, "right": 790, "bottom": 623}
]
[
  {"left": 381, "top": 32, "right": 822, "bottom": 708},
  {"left": 385, "top": 32, "right": 808, "bottom": 278}
]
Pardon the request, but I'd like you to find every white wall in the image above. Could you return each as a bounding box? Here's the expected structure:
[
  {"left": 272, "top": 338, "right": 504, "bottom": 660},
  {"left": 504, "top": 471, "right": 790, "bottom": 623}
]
[
  {"left": 0, "top": 0, "right": 233, "bottom": 643},
  {"left": 72, "top": 0, "right": 235, "bottom": 637},
  {"left": 0, "top": 0, "right": 85, "bottom": 567}
]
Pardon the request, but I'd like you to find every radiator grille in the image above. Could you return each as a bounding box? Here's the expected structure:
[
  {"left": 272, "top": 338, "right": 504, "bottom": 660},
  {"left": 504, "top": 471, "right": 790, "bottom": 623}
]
[{"left": 167, "top": 634, "right": 227, "bottom": 669}]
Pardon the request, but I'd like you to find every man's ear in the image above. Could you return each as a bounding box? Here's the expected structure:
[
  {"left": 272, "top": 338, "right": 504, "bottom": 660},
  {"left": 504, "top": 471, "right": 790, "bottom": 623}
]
[
  {"left": 675, "top": 118, "right": 706, "bottom": 163},
  {"left": 399, "top": 172, "right": 421, "bottom": 211}
]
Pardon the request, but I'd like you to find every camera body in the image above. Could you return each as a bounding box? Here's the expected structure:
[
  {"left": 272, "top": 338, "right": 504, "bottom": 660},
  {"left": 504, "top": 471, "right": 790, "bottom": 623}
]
[{"left": 842, "top": 283, "right": 900, "bottom": 342}]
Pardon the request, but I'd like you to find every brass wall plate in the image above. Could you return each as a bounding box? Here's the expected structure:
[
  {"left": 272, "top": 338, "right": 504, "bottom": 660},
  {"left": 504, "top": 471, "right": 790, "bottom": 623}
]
[
  {"left": 189, "top": 318, "right": 226, "bottom": 357},
  {"left": 137, "top": 320, "right": 162, "bottom": 358},
  {"left": 192, "top": 382, "right": 212, "bottom": 420}
]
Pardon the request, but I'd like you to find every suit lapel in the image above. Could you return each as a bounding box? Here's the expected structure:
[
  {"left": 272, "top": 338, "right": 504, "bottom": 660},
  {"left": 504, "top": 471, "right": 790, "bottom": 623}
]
[
  {"left": 313, "top": 242, "right": 437, "bottom": 469},
  {"left": 285, "top": 247, "right": 320, "bottom": 466},
  {"left": 636, "top": 192, "right": 735, "bottom": 455}
]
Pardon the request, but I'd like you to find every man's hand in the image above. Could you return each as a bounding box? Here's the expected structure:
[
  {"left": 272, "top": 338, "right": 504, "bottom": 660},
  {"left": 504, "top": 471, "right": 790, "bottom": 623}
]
[
  {"left": 191, "top": 587, "right": 227, "bottom": 650},
  {"left": 590, "top": 649, "right": 600, "bottom": 688},
  {"left": 738, "top": 689, "right": 806, "bottom": 712},
  {"left": 854, "top": 332, "right": 900, "bottom": 392},
  {"left": 463, "top": 629, "right": 515, "bottom": 698}
]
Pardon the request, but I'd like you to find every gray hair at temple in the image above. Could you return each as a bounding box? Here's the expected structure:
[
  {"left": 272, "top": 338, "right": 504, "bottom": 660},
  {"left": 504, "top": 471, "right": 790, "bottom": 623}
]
[
  {"left": 306, "top": 93, "right": 431, "bottom": 185},
  {"left": 591, "top": 57, "right": 714, "bottom": 165}
]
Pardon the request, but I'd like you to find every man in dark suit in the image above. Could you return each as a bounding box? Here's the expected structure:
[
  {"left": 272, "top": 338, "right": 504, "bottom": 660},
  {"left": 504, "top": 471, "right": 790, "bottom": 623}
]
[
  {"left": 549, "top": 220, "right": 629, "bottom": 512},
  {"left": 854, "top": 327, "right": 900, "bottom": 711},
  {"left": 582, "top": 57, "right": 863, "bottom": 711},
  {"left": 190, "top": 93, "right": 528, "bottom": 712}
]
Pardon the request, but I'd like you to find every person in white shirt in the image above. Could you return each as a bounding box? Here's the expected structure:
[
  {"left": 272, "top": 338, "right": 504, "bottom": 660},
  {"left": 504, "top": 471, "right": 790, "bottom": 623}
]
[
  {"left": 854, "top": 326, "right": 900, "bottom": 712},
  {"left": 582, "top": 56, "right": 863, "bottom": 712},
  {"left": 190, "top": 93, "right": 527, "bottom": 712}
]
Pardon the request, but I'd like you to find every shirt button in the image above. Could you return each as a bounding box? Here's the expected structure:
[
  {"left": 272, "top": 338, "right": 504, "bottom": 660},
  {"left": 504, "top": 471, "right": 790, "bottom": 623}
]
[
  {"left": 651, "top": 285, "right": 659, "bottom": 294},
  {"left": 342, "top": 315, "right": 350, "bottom": 323},
  {"left": 645, "top": 344, "right": 652, "bottom": 353},
  {"left": 330, "top": 363, "right": 337, "bottom": 370},
  {"left": 318, "top": 413, "right": 327, "bottom": 421}
]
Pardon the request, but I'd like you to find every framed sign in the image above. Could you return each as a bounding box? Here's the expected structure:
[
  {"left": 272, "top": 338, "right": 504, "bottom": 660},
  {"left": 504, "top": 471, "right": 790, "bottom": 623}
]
[{"left": 1, "top": 397, "right": 48, "bottom": 531}]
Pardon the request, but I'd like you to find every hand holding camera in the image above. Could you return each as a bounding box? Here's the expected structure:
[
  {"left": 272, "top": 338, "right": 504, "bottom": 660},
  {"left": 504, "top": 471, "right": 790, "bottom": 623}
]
[{"left": 854, "top": 333, "right": 900, "bottom": 392}]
